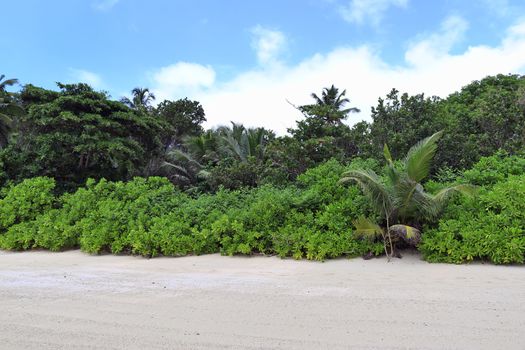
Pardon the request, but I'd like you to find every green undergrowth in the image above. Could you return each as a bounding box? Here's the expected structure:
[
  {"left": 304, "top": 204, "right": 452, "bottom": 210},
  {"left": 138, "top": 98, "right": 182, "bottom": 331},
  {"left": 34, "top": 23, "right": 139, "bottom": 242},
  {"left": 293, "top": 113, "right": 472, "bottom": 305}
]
[
  {"left": 0, "top": 159, "right": 382, "bottom": 260},
  {"left": 1, "top": 154, "right": 524, "bottom": 264},
  {"left": 420, "top": 153, "right": 525, "bottom": 264}
]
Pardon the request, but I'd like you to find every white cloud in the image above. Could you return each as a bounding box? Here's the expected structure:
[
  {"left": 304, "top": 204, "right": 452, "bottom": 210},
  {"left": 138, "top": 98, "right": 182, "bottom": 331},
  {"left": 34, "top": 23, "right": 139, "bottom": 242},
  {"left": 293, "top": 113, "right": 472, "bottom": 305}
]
[
  {"left": 69, "top": 68, "right": 104, "bottom": 88},
  {"left": 405, "top": 15, "right": 469, "bottom": 66},
  {"left": 151, "top": 62, "right": 216, "bottom": 102},
  {"left": 92, "top": 0, "right": 120, "bottom": 11},
  {"left": 151, "top": 17, "right": 525, "bottom": 135},
  {"left": 339, "top": 0, "right": 409, "bottom": 26},
  {"left": 250, "top": 25, "right": 287, "bottom": 66}
]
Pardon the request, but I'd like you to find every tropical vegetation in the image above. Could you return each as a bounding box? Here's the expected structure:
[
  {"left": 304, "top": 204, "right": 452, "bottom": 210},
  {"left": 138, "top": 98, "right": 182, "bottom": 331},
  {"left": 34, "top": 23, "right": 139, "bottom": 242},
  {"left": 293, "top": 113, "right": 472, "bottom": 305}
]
[{"left": 0, "top": 73, "right": 524, "bottom": 264}]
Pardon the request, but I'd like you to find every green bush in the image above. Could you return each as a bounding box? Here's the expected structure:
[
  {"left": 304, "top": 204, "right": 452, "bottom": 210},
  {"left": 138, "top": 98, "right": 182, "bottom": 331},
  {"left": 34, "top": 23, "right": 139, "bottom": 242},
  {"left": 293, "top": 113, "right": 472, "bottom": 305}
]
[
  {"left": 2, "top": 209, "right": 80, "bottom": 251},
  {"left": 0, "top": 177, "right": 56, "bottom": 232},
  {"left": 462, "top": 151, "right": 525, "bottom": 187},
  {"left": 220, "top": 185, "right": 300, "bottom": 255},
  {"left": 272, "top": 210, "right": 383, "bottom": 261},
  {"left": 129, "top": 213, "right": 217, "bottom": 257},
  {"left": 0, "top": 159, "right": 404, "bottom": 261},
  {"left": 77, "top": 177, "right": 182, "bottom": 254},
  {"left": 421, "top": 174, "right": 525, "bottom": 264}
]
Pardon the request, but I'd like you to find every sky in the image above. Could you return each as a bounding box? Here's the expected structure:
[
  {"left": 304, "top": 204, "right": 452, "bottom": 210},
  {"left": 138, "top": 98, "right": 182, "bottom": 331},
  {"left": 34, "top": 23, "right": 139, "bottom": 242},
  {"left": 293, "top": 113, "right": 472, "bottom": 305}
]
[{"left": 3, "top": 0, "right": 525, "bottom": 134}]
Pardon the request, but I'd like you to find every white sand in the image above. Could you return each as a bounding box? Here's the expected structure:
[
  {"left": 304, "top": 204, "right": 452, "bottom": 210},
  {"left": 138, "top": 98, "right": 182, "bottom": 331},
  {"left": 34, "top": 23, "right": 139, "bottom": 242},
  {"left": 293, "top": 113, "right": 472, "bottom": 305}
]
[{"left": 0, "top": 250, "right": 524, "bottom": 350}]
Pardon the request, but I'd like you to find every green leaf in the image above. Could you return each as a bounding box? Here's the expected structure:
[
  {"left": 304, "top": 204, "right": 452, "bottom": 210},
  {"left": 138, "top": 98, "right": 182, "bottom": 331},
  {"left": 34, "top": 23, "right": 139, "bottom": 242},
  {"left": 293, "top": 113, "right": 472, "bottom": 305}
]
[
  {"left": 352, "top": 216, "right": 383, "bottom": 240},
  {"left": 405, "top": 130, "right": 443, "bottom": 182},
  {"left": 383, "top": 143, "right": 393, "bottom": 165},
  {"left": 340, "top": 169, "right": 392, "bottom": 216},
  {"left": 434, "top": 184, "right": 477, "bottom": 204}
]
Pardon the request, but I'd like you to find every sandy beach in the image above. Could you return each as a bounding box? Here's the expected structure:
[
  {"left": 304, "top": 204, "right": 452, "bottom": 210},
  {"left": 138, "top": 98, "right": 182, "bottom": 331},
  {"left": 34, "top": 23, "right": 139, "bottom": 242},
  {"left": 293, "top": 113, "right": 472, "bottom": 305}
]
[{"left": 0, "top": 250, "right": 524, "bottom": 350}]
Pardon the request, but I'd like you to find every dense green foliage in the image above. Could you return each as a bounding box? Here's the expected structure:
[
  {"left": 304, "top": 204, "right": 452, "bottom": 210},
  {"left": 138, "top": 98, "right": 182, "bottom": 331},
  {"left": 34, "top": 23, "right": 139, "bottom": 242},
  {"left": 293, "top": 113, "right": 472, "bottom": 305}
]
[
  {"left": 0, "top": 160, "right": 382, "bottom": 260},
  {"left": 1, "top": 83, "right": 163, "bottom": 189},
  {"left": 421, "top": 174, "right": 525, "bottom": 264},
  {"left": 0, "top": 73, "right": 524, "bottom": 264},
  {"left": 419, "top": 153, "right": 525, "bottom": 264},
  {"left": 341, "top": 131, "right": 475, "bottom": 259},
  {"left": 365, "top": 75, "right": 525, "bottom": 170}
]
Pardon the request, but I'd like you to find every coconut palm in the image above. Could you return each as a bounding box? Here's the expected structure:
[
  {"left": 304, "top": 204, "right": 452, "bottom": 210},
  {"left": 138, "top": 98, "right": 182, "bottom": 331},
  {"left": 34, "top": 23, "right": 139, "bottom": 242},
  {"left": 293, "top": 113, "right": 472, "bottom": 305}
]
[
  {"left": 311, "top": 85, "right": 359, "bottom": 113},
  {"left": 120, "top": 87, "right": 156, "bottom": 111},
  {"left": 306, "top": 85, "right": 360, "bottom": 125},
  {"left": 340, "top": 131, "right": 475, "bottom": 260}
]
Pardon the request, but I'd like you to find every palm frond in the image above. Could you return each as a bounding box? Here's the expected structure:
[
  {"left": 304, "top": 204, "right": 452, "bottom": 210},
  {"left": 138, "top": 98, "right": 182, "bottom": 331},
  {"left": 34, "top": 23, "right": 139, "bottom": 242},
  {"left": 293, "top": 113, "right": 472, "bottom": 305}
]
[
  {"left": 405, "top": 130, "right": 443, "bottom": 182},
  {"left": 340, "top": 169, "right": 392, "bottom": 215},
  {"left": 383, "top": 143, "right": 394, "bottom": 165},
  {"left": 433, "top": 184, "right": 477, "bottom": 204},
  {"left": 0, "top": 76, "right": 19, "bottom": 90},
  {"left": 352, "top": 216, "right": 383, "bottom": 240},
  {"left": 161, "top": 161, "right": 191, "bottom": 177}
]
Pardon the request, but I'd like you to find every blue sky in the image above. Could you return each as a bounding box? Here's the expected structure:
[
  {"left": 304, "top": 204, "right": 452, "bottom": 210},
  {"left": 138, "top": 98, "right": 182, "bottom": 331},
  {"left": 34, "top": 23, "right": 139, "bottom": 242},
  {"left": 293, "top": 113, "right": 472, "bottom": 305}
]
[{"left": 3, "top": 0, "right": 525, "bottom": 133}]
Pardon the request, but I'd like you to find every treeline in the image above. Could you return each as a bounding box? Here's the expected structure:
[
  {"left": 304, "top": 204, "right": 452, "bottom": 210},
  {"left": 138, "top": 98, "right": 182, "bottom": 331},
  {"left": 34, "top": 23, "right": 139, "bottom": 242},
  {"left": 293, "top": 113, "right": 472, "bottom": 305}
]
[
  {"left": 0, "top": 73, "right": 524, "bottom": 263},
  {"left": 1, "top": 74, "right": 524, "bottom": 191}
]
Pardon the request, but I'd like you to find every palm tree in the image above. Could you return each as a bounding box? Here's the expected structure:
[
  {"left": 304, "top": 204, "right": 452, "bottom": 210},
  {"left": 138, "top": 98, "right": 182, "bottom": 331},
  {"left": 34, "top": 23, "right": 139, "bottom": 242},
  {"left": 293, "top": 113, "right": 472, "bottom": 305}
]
[
  {"left": 311, "top": 85, "right": 359, "bottom": 112},
  {"left": 161, "top": 149, "right": 209, "bottom": 188},
  {"left": 306, "top": 85, "right": 360, "bottom": 125},
  {"left": 217, "top": 122, "right": 274, "bottom": 163},
  {"left": 340, "top": 131, "right": 475, "bottom": 260},
  {"left": 0, "top": 75, "right": 24, "bottom": 147},
  {"left": 120, "top": 87, "right": 156, "bottom": 111},
  {"left": 0, "top": 75, "right": 19, "bottom": 91},
  {"left": 183, "top": 130, "right": 220, "bottom": 164}
]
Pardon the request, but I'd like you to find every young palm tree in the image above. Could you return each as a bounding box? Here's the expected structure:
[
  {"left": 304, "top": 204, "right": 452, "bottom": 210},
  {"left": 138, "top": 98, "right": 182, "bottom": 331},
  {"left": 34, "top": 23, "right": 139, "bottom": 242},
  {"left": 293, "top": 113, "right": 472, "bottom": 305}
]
[
  {"left": 120, "top": 87, "right": 156, "bottom": 111},
  {"left": 340, "top": 131, "right": 475, "bottom": 260}
]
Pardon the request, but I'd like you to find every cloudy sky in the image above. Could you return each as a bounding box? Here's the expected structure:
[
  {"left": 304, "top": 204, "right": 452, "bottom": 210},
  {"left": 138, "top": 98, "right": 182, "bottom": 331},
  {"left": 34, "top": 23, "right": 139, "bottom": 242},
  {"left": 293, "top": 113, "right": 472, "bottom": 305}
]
[{"left": 3, "top": 0, "right": 525, "bottom": 134}]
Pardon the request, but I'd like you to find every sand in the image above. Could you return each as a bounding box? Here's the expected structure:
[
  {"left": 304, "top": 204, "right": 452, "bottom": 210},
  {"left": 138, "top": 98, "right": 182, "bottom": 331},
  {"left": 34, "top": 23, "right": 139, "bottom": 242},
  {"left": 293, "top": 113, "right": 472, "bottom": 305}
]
[{"left": 0, "top": 250, "right": 524, "bottom": 350}]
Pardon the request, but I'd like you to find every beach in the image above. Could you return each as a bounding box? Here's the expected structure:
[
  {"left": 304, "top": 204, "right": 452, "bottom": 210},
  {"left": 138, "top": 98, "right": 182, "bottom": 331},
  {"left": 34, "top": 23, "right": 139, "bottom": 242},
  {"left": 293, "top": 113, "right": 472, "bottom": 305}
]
[{"left": 1, "top": 250, "right": 524, "bottom": 349}]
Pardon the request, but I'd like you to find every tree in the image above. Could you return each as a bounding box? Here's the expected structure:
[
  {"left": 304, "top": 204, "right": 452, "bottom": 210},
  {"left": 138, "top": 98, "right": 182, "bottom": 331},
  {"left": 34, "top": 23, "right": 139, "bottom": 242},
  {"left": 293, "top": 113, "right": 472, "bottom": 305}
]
[
  {"left": 1, "top": 83, "right": 162, "bottom": 189},
  {"left": 290, "top": 84, "right": 360, "bottom": 140},
  {"left": 299, "top": 84, "right": 360, "bottom": 126},
  {"left": 183, "top": 130, "right": 220, "bottom": 165},
  {"left": 120, "top": 87, "right": 156, "bottom": 111},
  {"left": 435, "top": 74, "right": 525, "bottom": 170},
  {"left": 155, "top": 98, "right": 206, "bottom": 150},
  {"left": 160, "top": 149, "right": 209, "bottom": 189},
  {"left": 340, "top": 131, "right": 475, "bottom": 260},
  {"left": 367, "top": 89, "right": 441, "bottom": 161},
  {"left": 0, "top": 75, "right": 24, "bottom": 148},
  {"left": 366, "top": 75, "right": 525, "bottom": 172},
  {"left": 283, "top": 85, "right": 363, "bottom": 173}
]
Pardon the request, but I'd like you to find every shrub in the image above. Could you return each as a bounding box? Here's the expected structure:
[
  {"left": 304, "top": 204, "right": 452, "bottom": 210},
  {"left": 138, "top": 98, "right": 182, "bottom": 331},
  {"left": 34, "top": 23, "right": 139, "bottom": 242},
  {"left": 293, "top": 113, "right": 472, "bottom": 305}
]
[
  {"left": 421, "top": 174, "right": 525, "bottom": 264},
  {"left": 272, "top": 210, "right": 383, "bottom": 261},
  {"left": 77, "top": 177, "right": 182, "bottom": 254},
  {"left": 462, "top": 151, "right": 525, "bottom": 187},
  {"left": 0, "top": 159, "right": 386, "bottom": 261},
  {"left": 0, "top": 177, "right": 56, "bottom": 232},
  {"left": 128, "top": 213, "right": 217, "bottom": 257}
]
